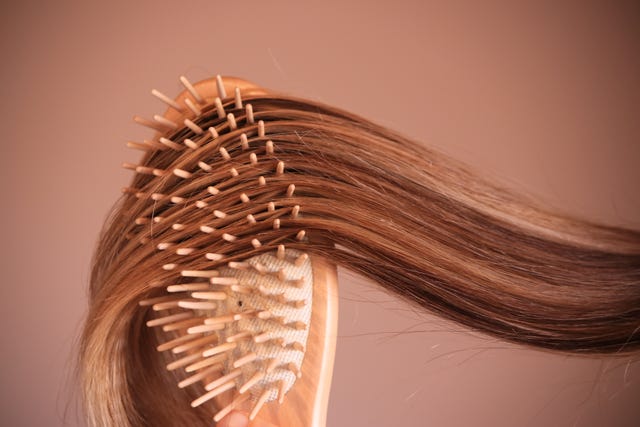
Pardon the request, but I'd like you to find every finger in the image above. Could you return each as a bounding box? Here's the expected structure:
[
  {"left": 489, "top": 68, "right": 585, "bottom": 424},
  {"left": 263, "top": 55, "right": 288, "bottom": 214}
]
[
  {"left": 217, "top": 410, "right": 279, "bottom": 427},
  {"left": 217, "top": 411, "right": 248, "bottom": 427}
]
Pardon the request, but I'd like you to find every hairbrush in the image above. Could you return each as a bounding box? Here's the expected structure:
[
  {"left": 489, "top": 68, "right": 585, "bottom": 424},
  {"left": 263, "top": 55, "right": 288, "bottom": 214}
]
[{"left": 131, "top": 75, "right": 339, "bottom": 425}]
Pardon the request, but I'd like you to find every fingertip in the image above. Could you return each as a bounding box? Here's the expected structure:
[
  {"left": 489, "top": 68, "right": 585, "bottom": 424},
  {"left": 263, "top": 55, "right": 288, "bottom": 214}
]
[{"left": 217, "top": 410, "right": 249, "bottom": 427}]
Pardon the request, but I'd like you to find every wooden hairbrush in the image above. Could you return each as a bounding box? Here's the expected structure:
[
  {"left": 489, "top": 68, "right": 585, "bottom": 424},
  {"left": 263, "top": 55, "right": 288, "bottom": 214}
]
[{"left": 130, "top": 75, "right": 339, "bottom": 426}]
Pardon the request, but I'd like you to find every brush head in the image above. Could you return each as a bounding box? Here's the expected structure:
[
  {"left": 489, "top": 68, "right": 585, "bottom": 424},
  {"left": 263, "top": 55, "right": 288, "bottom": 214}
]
[{"left": 130, "top": 75, "right": 338, "bottom": 425}]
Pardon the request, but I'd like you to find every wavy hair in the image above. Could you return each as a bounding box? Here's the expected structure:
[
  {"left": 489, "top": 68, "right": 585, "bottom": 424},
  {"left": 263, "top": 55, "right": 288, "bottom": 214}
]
[{"left": 79, "top": 92, "right": 640, "bottom": 426}]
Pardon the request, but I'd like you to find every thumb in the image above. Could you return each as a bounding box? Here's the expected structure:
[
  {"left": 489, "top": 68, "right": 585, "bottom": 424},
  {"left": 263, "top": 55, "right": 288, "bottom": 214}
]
[{"left": 217, "top": 410, "right": 279, "bottom": 427}]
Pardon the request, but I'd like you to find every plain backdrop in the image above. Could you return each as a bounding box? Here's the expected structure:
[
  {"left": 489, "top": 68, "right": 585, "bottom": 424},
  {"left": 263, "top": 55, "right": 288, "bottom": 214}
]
[{"left": 1, "top": 1, "right": 639, "bottom": 426}]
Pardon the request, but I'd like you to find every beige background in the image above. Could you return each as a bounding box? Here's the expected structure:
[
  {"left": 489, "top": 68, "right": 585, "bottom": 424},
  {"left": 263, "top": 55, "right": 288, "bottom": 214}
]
[{"left": 1, "top": 1, "right": 639, "bottom": 426}]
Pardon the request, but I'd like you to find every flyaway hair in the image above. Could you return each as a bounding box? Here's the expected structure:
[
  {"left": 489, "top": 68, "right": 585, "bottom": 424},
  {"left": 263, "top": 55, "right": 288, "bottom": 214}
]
[{"left": 79, "top": 89, "right": 640, "bottom": 426}]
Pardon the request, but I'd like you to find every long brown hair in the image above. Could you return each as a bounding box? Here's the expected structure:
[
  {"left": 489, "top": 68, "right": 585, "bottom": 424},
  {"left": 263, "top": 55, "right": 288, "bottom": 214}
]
[{"left": 79, "top": 93, "right": 640, "bottom": 426}]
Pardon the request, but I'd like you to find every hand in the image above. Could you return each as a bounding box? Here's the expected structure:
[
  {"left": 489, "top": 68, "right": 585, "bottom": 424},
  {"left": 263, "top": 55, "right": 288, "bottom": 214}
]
[{"left": 217, "top": 410, "right": 279, "bottom": 427}]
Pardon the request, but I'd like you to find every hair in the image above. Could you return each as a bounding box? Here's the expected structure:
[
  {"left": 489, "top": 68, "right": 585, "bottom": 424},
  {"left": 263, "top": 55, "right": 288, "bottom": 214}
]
[{"left": 79, "top": 94, "right": 640, "bottom": 426}]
